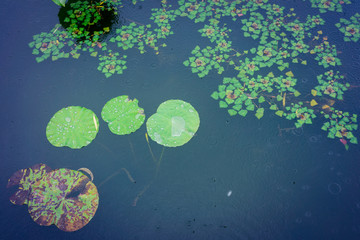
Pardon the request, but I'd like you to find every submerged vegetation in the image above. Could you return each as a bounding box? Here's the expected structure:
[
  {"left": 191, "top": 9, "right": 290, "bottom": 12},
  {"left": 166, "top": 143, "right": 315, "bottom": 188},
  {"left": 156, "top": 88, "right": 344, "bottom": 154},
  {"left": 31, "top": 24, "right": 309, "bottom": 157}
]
[{"left": 30, "top": 0, "right": 359, "bottom": 152}]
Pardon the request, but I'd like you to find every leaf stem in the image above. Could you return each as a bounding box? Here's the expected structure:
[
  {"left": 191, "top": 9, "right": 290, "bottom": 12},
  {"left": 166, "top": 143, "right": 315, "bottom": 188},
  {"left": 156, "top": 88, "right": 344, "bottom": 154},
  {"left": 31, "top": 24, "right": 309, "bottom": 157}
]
[{"left": 145, "top": 133, "right": 157, "bottom": 163}]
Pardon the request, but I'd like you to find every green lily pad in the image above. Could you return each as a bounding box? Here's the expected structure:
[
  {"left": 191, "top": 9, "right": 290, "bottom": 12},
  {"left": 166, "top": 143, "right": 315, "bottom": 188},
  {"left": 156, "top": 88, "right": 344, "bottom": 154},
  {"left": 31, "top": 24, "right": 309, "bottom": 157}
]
[
  {"left": 52, "top": 0, "right": 66, "bottom": 7},
  {"left": 101, "top": 95, "right": 145, "bottom": 135},
  {"left": 6, "top": 164, "right": 52, "bottom": 205},
  {"left": 28, "top": 168, "right": 99, "bottom": 232},
  {"left": 46, "top": 106, "right": 99, "bottom": 149},
  {"left": 146, "top": 100, "right": 200, "bottom": 147}
]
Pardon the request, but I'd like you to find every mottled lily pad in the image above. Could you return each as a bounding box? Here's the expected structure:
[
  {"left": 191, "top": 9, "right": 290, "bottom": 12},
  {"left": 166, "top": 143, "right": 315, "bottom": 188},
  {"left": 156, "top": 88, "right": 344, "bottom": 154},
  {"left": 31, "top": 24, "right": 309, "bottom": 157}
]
[
  {"left": 101, "top": 95, "right": 145, "bottom": 135},
  {"left": 46, "top": 106, "right": 99, "bottom": 149},
  {"left": 28, "top": 168, "right": 99, "bottom": 232},
  {"left": 146, "top": 100, "right": 200, "bottom": 147},
  {"left": 6, "top": 164, "right": 52, "bottom": 205}
]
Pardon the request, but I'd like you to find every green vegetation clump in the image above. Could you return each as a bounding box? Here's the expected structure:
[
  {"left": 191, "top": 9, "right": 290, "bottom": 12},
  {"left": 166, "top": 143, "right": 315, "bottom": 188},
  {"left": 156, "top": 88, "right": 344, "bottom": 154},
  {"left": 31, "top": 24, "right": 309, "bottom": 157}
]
[
  {"left": 336, "top": 13, "right": 360, "bottom": 42},
  {"left": 309, "top": 0, "right": 351, "bottom": 13},
  {"left": 59, "top": 0, "right": 118, "bottom": 40}
]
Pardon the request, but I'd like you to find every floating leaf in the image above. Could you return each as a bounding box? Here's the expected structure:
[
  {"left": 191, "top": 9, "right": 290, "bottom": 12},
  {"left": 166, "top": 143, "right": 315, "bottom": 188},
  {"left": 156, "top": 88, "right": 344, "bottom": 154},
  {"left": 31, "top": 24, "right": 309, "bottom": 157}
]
[
  {"left": 228, "top": 109, "right": 237, "bottom": 116},
  {"left": 285, "top": 71, "right": 294, "bottom": 77},
  {"left": 255, "top": 108, "right": 264, "bottom": 119},
  {"left": 101, "top": 95, "right": 145, "bottom": 135},
  {"left": 270, "top": 104, "right": 277, "bottom": 111},
  {"left": 239, "top": 109, "right": 248, "bottom": 117},
  {"left": 294, "top": 90, "right": 301, "bottom": 97},
  {"left": 28, "top": 168, "right": 99, "bottom": 232},
  {"left": 146, "top": 100, "right": 200, "bottom": 147},
  {"left": 310, "top": 99, "right": 318, "bottom": 106},
  {"left": 52, "top": 0, "right": 67, "bottom": 7},
  {"left": 6, "top": 164, "right": 52, "bottom": 205},
  {"left": 46, "top": 106, "right": 99, "bottom": 149},
  {"left": 211, "top": 91, "right": 219, "bottom": 100},
  {"left": 275, "top": 110, "right": 284, "bottom": 117},
  {"left": 219, "top": 101, "right": 228, "bottom": 108},
  {"left": 311, "top": 89, "right": 317, "bottom": 96},
  {"left": 258, "top": 96, "right": 265, "bottom": 103}
]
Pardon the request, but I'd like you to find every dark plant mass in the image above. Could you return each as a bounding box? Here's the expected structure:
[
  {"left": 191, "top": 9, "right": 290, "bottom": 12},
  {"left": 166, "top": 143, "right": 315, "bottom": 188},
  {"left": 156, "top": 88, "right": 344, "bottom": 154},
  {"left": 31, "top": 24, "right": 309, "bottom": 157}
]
[{"left": 58, "top": 0, "right": 118, "bottom": 40}]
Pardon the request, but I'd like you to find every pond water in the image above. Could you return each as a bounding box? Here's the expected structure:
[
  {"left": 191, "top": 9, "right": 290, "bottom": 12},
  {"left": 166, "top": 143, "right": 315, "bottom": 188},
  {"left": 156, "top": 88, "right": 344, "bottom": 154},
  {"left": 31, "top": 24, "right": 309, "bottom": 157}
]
[{"left": 1, "top": 0, "right": 360, "bottom": 239}]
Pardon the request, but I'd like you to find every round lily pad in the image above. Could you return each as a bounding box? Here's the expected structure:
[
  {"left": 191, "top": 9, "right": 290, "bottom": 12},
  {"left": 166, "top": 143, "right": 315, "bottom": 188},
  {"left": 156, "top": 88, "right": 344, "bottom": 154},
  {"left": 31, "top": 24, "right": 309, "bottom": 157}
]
[
  {"left": 6, "top": 164, "right": 52, "bottom": 205},
  {"left": 146, "top": 100, "right": 200, "bottom": 147},
  {"left": 46, "top": 106, "right": 99, "bottom": 149},
  {"left": 101, "top": 95, "right": 145, "bottom": 135},
  {"left": 28, "top": 168, "right": 99, "bottom": 232}
]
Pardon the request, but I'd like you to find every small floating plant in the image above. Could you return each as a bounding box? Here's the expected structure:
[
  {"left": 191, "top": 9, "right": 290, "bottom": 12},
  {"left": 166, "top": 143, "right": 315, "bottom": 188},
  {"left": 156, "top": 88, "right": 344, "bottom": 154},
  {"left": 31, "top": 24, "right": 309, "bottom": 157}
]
[{"left": 336, "top": 13, "right": 360, "bottom": 42}]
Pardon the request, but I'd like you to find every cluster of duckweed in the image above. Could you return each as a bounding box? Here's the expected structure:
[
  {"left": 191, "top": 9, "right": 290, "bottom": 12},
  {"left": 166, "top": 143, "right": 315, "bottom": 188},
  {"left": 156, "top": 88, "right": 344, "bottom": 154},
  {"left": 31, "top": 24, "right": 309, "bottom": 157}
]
[
  {"left": 308, "top": 0, "right": 352, "bottom": 13},
  {"left": 181, "top": 0, "right": 357, "bottom": 147},
  {"left": 336, "top": 13, "right": 360, "bottom": 42},
  {"left": 210, "top": 72, "right": 301, "bottom": 120},
  {"left": 97, "top": 50, "right": 127, "bottom": 78},
  {"left": 313, "top": 70, "right": 349, "bottom": 100},
  {"left": 320, "top": 108, "right": 358, "bottom": 145},
  {"left": 283, "top": 102, "right": 317, "bottom": 128},
  {"left": 29, "top": 0, "right": 171, "bottom": 74}
]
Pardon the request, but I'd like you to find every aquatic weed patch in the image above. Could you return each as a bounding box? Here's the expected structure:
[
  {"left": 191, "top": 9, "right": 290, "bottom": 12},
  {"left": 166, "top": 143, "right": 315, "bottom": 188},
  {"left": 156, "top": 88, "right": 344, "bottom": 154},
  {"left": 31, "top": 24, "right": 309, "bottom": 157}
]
[{"left": 29, "top": 0, "right": 358, "bottom": 148}]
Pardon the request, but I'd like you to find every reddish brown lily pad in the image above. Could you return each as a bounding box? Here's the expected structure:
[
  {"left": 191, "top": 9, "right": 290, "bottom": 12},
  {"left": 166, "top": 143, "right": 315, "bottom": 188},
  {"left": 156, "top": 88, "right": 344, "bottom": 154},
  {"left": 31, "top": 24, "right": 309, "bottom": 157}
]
[
  {"left": 6, "top": 164, "right": 52, "bottom": 205},
  {"left": 27, "top": 168, "right": 99, "bottom": 232}
]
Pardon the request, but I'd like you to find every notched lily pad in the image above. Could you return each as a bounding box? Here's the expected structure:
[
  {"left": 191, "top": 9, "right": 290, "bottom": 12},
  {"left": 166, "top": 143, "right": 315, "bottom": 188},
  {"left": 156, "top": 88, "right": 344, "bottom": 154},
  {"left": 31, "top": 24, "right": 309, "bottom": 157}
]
[
  {"left": 46, "top": 106, "right": 99, "bottom": 149},
  {"left": 146, "top": 100, "right": 200, "bottom": 147},
  {"left": 101, "top": 95, "right": 145, "bottom": 135},
  {"left": 28, "top": 168, "right": 99, "bottom": 232}
]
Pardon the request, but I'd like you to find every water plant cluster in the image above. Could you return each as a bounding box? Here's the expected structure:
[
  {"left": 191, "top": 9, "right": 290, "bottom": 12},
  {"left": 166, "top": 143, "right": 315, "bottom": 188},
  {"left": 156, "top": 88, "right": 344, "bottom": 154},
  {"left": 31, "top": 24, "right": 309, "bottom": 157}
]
[
  {"left": 29, "top": 0, "right": 358, "bottom": 148},
  {"left": 336, "top": 13, "right": 360, "bottom": 42},
  {"left": 313, "top": 70, "right": 349, "bottom": 100},
  {"left": 61, "top": 0, "right": 114, "bottom": 39},
  {"left": 179, "top": 0, "right": 358, "bottom": 147},
  {"left": 29, "top": 0, "right": 175, "bottom": 78},
  {"left": 306, "top": 0, "right": 352, "bottom": 13}
]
